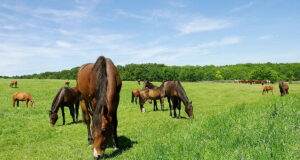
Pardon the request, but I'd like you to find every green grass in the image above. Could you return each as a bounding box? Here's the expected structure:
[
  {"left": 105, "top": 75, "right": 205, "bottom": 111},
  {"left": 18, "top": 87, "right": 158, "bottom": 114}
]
[{"left": 0, "top": 79, "right": 299, "bottom": 159}]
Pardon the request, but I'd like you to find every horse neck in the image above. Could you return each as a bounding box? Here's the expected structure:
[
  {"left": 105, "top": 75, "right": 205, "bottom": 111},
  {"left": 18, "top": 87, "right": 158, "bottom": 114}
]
[
  {"left": 51, "top": 89, "right": 64, "bottom": 113},
  {"left": 176, "top": 85, "right": 189, "bottom": 107}
]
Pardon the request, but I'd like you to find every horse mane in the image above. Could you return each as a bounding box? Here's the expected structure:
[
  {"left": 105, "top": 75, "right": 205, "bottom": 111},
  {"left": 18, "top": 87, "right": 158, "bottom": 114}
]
[
  {"left": 51, "top": 87, "right": 65, "bottom": 112},
  {"left": 92, "top": 56, "right": 107, "bottom": 135},
  {"left": 175, "top": 81, "right": 189, "bottom": 106}
]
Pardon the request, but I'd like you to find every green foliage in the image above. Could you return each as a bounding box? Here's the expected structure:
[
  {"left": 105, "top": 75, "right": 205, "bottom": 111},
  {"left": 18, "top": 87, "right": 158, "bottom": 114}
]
[{"left": 6, "top": 63, "right": 300, "bottom": 81}]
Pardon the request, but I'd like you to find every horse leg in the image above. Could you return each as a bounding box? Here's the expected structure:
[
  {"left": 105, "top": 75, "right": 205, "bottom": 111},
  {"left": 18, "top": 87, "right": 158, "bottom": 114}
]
[
  {"left": 153, "top": 100, "right": 157, "bottom": 111},
  {"left": 80, "top": 100, "right": 93, "bottom": 145},
  {"left": 139, "top": 97, "right": 145, "bottom": 112},
  {"left": 160, "top": 98, "right": 164, "bottom": 111},
  {"left": 61, "top": 106, "right": 65, "bottom": 125},
  {"left": 75, "top": 100, "right": 80, "bottom": 122},
  {"left": 17, "top": 100, "right": 19, "bottom": 107},
  {"left": 26, "top": 100, "right": 29, "bottom": 107},
  {"left": 171, "top": 97, "right": 177, "bottom": 118},
  {"left": 69, "top": 105, "right": 75, "bottom": 123},
  {"left": 177, "top": 99, "right": 181, "bottom": 119},
  {"left": 112, "top": 111, "right": 120, "bottom": 150},
  {"left": 135, "top": 97, "right": 138, "bottom": 104},
  {"left": 168, "top": 97, "right": 172, "bottom": 116}
]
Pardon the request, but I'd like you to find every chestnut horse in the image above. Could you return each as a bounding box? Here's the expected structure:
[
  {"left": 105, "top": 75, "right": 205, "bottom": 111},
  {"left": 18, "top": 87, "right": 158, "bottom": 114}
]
[
  {"left": 162, "top": 80, "right": 194, "bottom": 118},
  {"left": 49, "top": 87, "right": 80, "bottom": 125},
  {"left": 10, "top": 81, "right": 18, "bottom": 88},
  {"left": 279, "top": 81, "right": 289, "bottom": 96},
  {"left": 76, "top": 56, "right": 122, "bottom": 159},
  {"left": 262, "top": 86, "right": 273, "bottom": 95},
  {"left": 131, "top": 89, "right": 140, "bottom": 104},
  {"left": 12, "top": 92, "right": 35, "bottom": 107},
  {"left": 138, "top": 85, "right": 165, "bottom": 112}
]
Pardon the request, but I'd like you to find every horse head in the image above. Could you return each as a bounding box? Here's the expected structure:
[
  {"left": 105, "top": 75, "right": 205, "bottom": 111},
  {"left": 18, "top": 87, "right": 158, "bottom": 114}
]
[
  {"left": 185, "top": 101, "right": 194, "bottom": 119},
  {"left": 49, "top": 110, "right": 58, "bottom": 126}
]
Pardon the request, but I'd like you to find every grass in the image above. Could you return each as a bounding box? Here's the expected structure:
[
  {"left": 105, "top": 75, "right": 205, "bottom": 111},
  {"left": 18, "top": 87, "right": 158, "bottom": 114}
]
[{"left": 0, "top": 79, "right": 299, "bottom": 159}]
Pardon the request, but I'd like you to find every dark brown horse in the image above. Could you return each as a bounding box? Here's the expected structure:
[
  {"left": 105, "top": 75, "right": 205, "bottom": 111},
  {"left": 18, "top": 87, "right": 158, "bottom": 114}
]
[
  {"left": 65, "top": 80, "right": 70, "bottom": 87},
  {"left": 262, "top": 86, "right": 273, "bottom": 95},
  {"left": 139, "top": 85, "right": 165, "bottom": 112},
  {"left": 10, "top": 80, "right": 18, "bottom": 88},
  {"left": 49, "top": 87, "right": 80, "bottom": 126},
  {"left": 131, "top": 89, "right": 140, "bottom": 104},
  {"left": 143, "top": 80, "right": 157, "bottom": 89},
  {"left": 162, "top": 80, "right": 194, "bottom": 118},
  {"left": 12, "top": 92, "right": 35, "bottom": 107},
  {"left": 279, "top": 81, "right": 289, "bottom": 96},
  {"left": 76, "top": 56, "right": 122, "bottom": 159}
]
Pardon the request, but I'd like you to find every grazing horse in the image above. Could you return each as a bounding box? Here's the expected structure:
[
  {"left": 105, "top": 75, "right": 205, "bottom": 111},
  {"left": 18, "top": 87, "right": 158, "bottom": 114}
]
[
  {"left": 76, "top": 56, "right": 122, "bottom": 159},
  {"left": 262, "top": 86, "right": 273, "bottom": 95},
  {"left": 12, "top": 92, "right": 35, "bottom": 107},
  {"left": 65, "top": 80, "right": 70, "bottom": 87},
  {"left": 139, "top": 85, "right": 165, "bottom": 112},
  {"left": 10, "top": 81, "right": 18, "bottom": 88},
  {"left": 131, "top": 89, "right": 140, "bottom": 104},
  {"left": 49, "top": 87, "right": 80, "bottom": 126},
  {"left": 162, "top": 80, "right": 194, "bottom": 118},
  {"left": 137, "top": 79, "right": 141, "bottom": 85},
  {"left": 279, "top": 81, "right": 289, "bottom": 96}
]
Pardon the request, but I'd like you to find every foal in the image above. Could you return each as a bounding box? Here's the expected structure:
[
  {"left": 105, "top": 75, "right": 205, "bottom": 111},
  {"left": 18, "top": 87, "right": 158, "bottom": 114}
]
[
  {"left": 12, "top": 92, "right": 35, "bottom": 107},
  {"left": 262, "top": 86, "right": 274, "bottom": 95}
]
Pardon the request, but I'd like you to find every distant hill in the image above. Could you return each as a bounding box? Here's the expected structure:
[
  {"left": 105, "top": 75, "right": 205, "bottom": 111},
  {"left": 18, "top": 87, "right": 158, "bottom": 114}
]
[{"left": 3, "top": 62, "right": 300, "bottom": 81}]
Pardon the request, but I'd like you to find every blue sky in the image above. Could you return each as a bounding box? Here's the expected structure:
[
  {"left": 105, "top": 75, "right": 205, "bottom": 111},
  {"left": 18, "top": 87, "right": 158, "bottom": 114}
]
[{"left": 0, "top": 0, "right": 299, "bottom": 76}]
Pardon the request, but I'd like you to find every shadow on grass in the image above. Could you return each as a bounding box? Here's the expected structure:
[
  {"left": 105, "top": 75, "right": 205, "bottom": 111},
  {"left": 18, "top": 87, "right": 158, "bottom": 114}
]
[
  {"left": 106, "top": 136, "right": 138, "bottom": 159},
  {"left": 58, "top": 120, "right": 83, "bottom": 126}
]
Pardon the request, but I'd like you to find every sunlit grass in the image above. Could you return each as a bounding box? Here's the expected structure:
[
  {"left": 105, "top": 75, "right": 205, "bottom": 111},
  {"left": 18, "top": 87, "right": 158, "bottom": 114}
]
[{"left": 0, "top": 79, "right": 299, "bottom": 159}]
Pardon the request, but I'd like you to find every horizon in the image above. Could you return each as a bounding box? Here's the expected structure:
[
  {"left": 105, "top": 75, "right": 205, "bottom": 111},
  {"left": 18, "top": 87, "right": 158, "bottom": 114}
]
[{"left": 1, "top": 0, "right": 300, "bottom": 76}]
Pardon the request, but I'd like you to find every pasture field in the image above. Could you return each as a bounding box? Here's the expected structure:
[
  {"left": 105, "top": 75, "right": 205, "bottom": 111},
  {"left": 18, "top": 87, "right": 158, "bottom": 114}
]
[{"left": 0, "top": 79, "right": 299, "bottom": 160}]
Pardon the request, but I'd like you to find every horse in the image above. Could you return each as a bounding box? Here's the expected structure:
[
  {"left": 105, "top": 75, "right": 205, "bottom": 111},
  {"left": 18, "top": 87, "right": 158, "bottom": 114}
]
[
  {"left": 143, "top": 80, "right": 157, "bottom": 89},
  {"left": 76, "top": 56, "right": 122, "bottom": 159},
  {"left": 138, "top": 85, "right": 165, "bottom": 112},
  {"left": 49, "top": 87, "right": 80, "bottom": 126},
  {"left": 162, "top": 80, "right": 194, "bottom": 118},
  {"left": 65, "top": 80, "right": 70, "bottom": 87},
  {"left": 279, "top": 81, "right": 289, "bottom": 96},
  {"left": 262, "top": 86, "right": 273, "bottom": 95},
  {"left": 12, "top": 92, "right": 35, "bottom": 107},
  {"left": 137, "top": 79, "right": 141, "bottom": 85},
  {"left": 131, "top": 89, "right": 140, "bottom": 104},
  {"left": 10, "top": 81, "right": 18, "bottom": 88}
]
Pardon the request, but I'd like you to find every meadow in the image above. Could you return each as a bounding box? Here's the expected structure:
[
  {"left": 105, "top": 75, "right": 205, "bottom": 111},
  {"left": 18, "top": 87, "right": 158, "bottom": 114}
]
[{"left": 0, "top": 79, "right": 299, "bottom": 160}]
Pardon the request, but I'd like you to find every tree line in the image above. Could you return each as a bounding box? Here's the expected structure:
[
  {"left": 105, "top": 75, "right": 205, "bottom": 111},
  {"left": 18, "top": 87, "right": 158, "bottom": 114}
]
[{"left": 3, "top": 62, "right": 300, "bottom": 82}]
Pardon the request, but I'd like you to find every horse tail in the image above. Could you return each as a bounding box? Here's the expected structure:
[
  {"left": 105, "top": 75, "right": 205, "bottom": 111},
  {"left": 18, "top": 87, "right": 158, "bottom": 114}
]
[
  {"left": 51, "top": 88, "right": 65, "bottom": 111},
  {"left": 131, "top": 91, "right": 134, "bottom": 103},
  {"left": 92, "top": 56, "right": 107, "bottom": 135}
]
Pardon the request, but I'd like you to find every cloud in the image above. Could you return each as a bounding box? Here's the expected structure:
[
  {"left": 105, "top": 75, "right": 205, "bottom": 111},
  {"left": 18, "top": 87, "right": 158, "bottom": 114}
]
[
  {"left": 56, "top": 41, "right": 72, "bottom": 48},
  {"left": 198, "top": 37, "right": 242, "bottom": 48},
  {"left": 259, "top": 35, "right": 273, "bottom": 40},
  {"left": 168, "top": 1, "right": 186, "bottom": 8},
  {"left": 178, "top": 18, "right": 231, "bottom": 35},
  {"left": 231, "top": 2, "right": 254, "bottom": 12}
]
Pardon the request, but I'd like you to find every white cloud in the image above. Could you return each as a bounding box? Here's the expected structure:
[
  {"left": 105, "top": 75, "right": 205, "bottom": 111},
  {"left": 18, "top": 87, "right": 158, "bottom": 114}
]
[
  {"left": 56, "top": 41, "right": 72, "bottom": 48},
  {"left": 259, "top": 35, "right": 273, "bottom": 40},
  {"left": 198, "top": 37, "right": 242, "bottom": 48},
  {"left": 178, "top": 18, "right": 231, "bottom": 35},
  {"left": 231, "top": 2, "right": 254, "bottom": 12},
  {"left": 168, "top": 1, "right": 186, "bottom": 8}
]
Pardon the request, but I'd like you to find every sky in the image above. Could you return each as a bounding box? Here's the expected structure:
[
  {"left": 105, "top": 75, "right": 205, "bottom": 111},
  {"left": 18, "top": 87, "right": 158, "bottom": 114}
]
[{"left": 0, "top": 0, "right": 300, "bottom": 76}]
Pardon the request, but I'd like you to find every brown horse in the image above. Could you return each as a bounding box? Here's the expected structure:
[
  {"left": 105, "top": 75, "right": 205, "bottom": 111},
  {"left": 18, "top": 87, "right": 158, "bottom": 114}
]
[
  {"left": 10, "top": 81, "right": 18, "bottom": 88},
  {"left": 76, "top": 56, "right": 122, "bottom": 159},
  {"left": 131, "top": 89, "right": 140, "bottom": 104},
  {"left": 139, "top": 85, "right": 165, "bottom": 112},
  {"left": 49, "top": 87, "right": 80, "bottom": 126},
  {"left": 12, "top": 92, "right": 35, "bottom": 107},
  {"left": 143, "top": 80, "right": 157, "bottom": 89},
  {"left": 279, "top": 81, "right": 289, "bottom": 96},
  {"left": 65, "top": 80, "right": 70, "bottom": 87},
  {"left": 162, "top": 80, "right": 194, "bottom": 118},
  {"left": 262, "top": 86, "right": 273, "bottom": 95}
]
